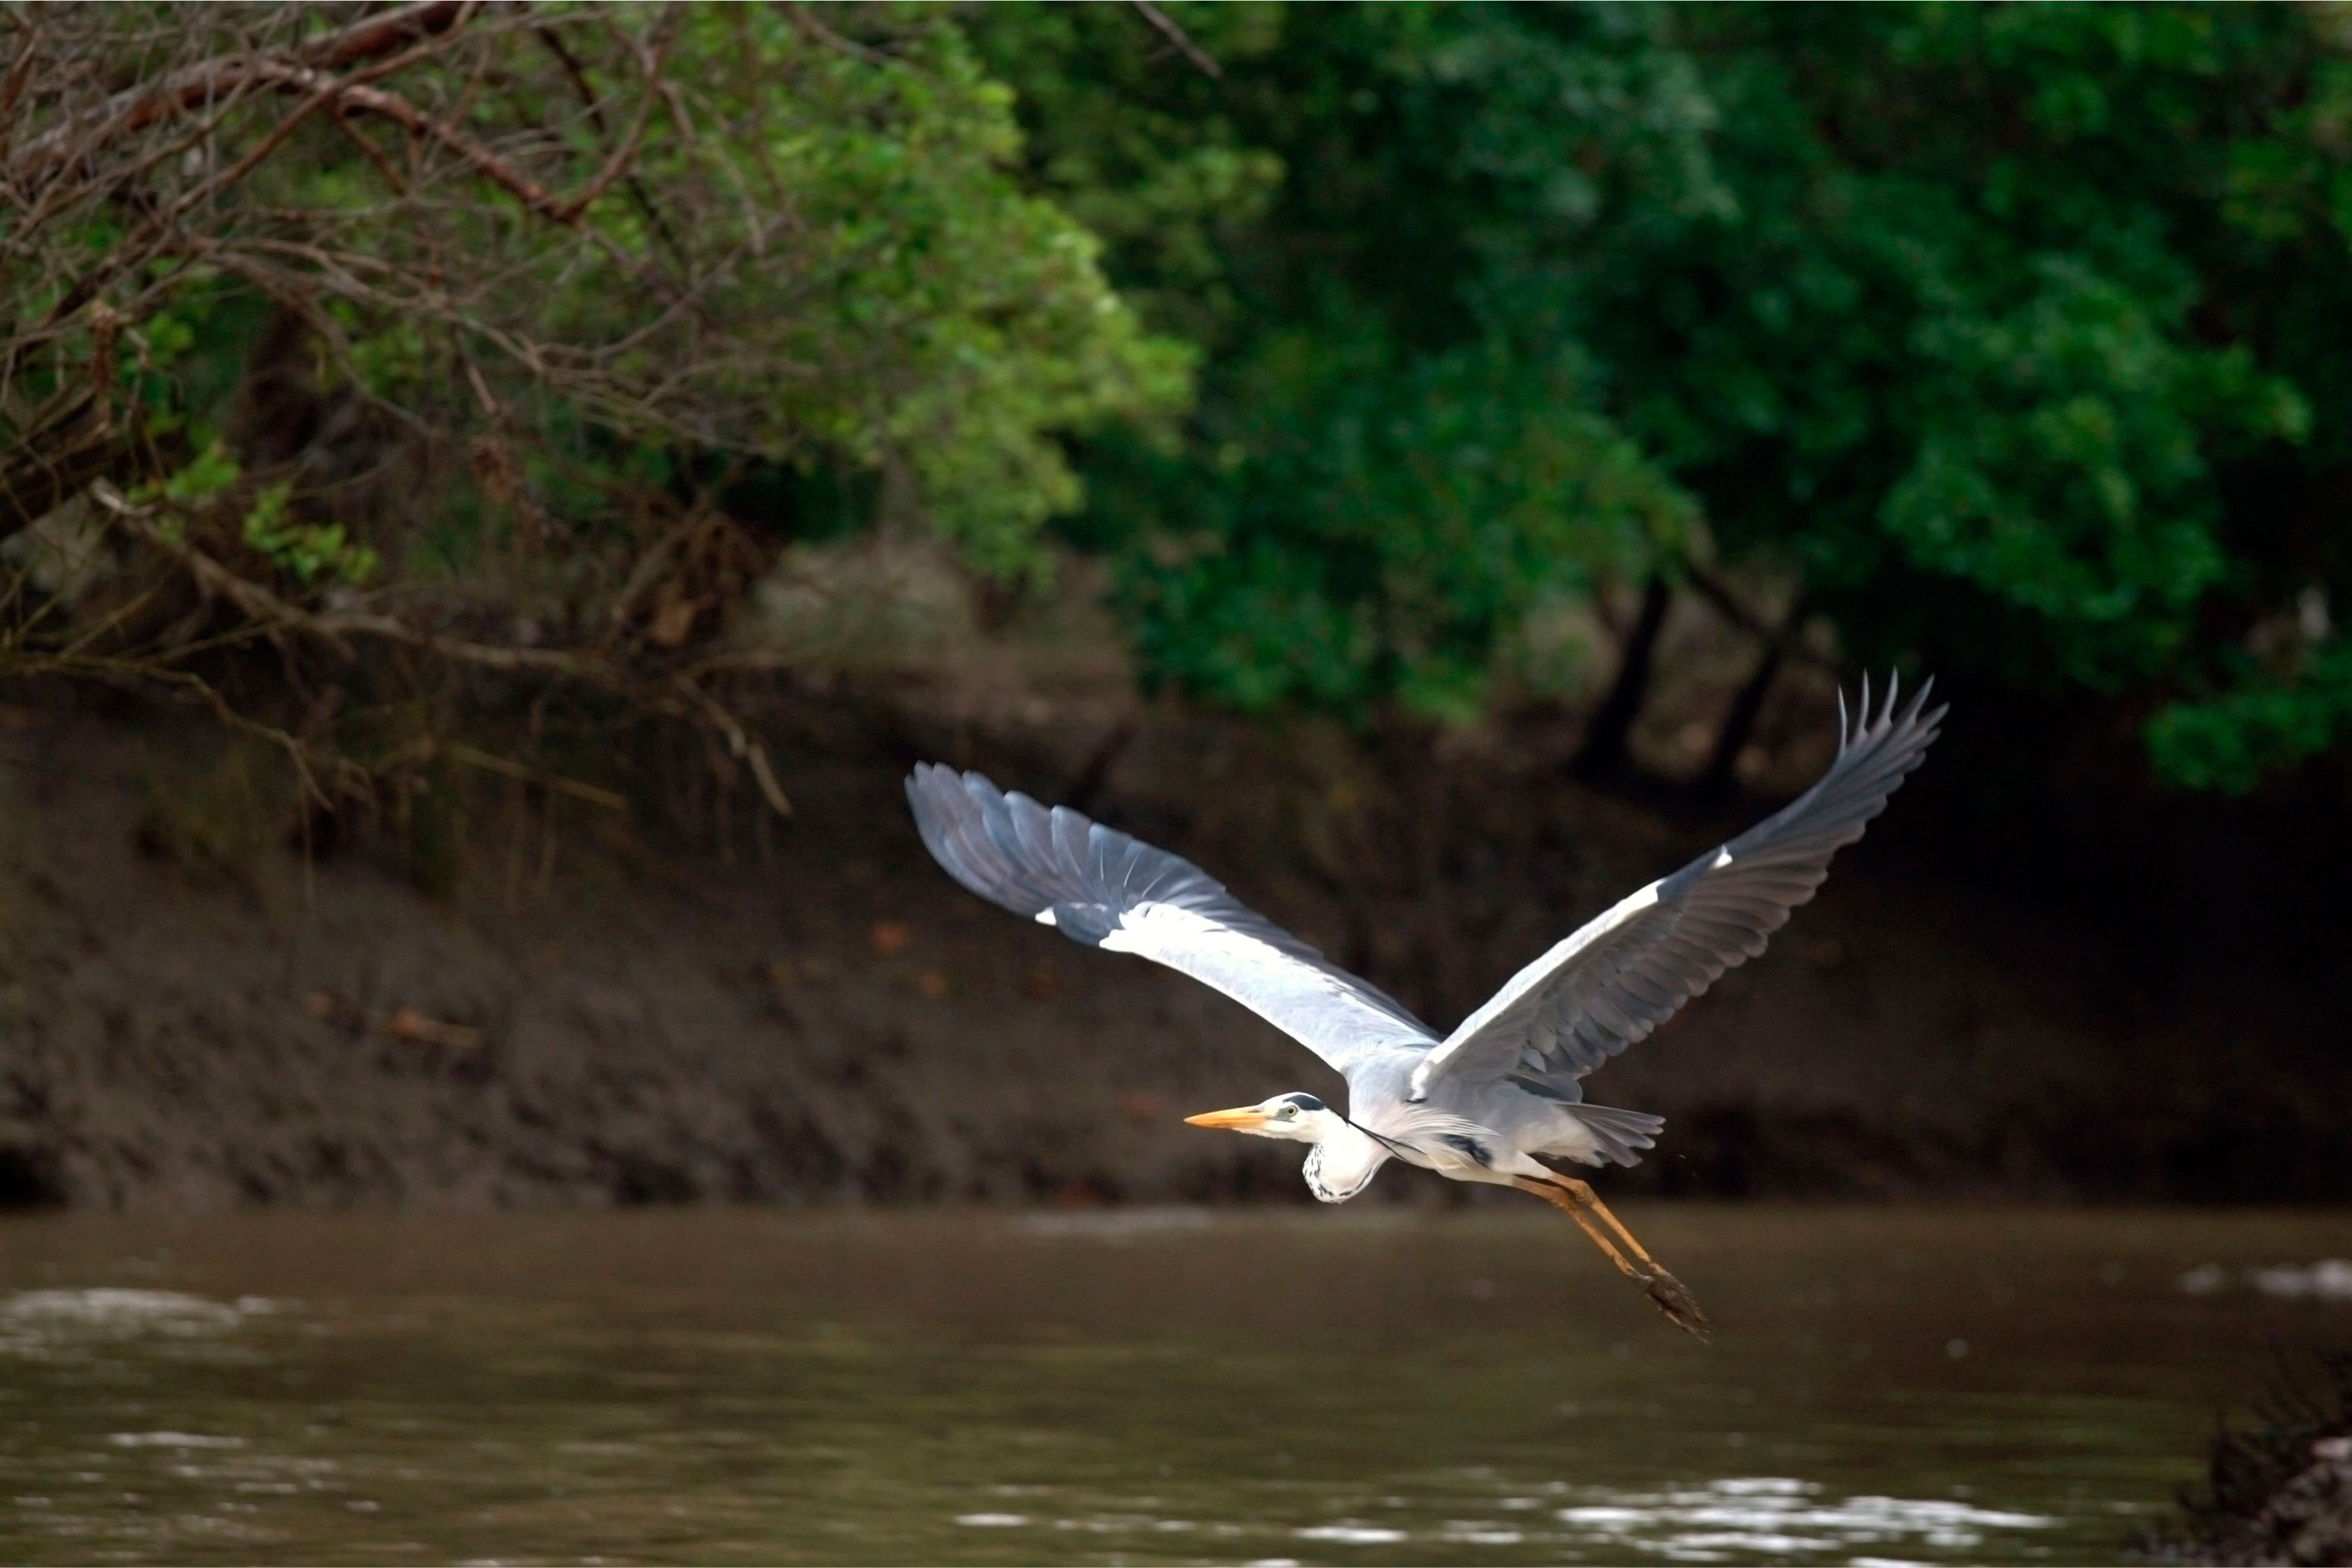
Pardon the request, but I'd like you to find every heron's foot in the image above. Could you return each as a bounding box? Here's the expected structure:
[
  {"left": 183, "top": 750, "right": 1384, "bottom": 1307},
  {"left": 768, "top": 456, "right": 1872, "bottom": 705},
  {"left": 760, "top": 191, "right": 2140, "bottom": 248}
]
[{"left": 1636, "top": 1263, "right": 1711, "bottom": 1341}]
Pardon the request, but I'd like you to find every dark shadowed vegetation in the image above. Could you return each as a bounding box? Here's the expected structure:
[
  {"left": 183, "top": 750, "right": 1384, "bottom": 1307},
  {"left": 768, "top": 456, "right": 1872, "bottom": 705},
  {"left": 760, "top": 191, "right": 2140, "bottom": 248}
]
[
  {"left": 2, "top": 1, "right": 1186, "bottom": 819},
  {"left": 2141, "top": 1347, "right": 2352, "bottom": 1565}
]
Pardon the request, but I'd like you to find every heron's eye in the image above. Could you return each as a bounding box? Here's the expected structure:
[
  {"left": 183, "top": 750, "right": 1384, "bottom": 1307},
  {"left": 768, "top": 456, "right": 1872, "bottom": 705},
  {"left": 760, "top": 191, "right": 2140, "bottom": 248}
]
[{"left": 1277, "top": 1103, "right": 1298, "bottom": 1120}]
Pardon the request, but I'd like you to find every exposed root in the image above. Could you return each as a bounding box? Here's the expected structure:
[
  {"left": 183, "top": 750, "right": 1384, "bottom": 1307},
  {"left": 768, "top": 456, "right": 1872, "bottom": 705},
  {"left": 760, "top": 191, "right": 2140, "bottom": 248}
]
[{"left": 1513, "top": 1175, "right": 1712, "bottom": 1341}]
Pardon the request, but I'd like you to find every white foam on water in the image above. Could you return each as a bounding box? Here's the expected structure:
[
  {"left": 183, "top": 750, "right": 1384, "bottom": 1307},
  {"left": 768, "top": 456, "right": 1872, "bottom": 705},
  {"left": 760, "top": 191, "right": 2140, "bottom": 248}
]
[
  {"left": 107, "top": 1433, "right": 248, "bottom": 1450},
  {"left": 1438, "top": 1524, "right": 1526, "bottom": 1545},
  {"left": 1712, "top": 1477, "right": 1815, "bottom": 1496},
  {"left": 6, "top": 1288, "right": 240, "bottom": 1328},
  {"left": 1550, "top": 1477, "right": 2056, "bottom": 1560},
  {"left": 1049, "top": 1514, "right": 1174, "bottom": 1533},
  {"left": 953, "top": 1512, "right": 1029, "bottom": 1527},
  {"left": 2249, "top": 1259, "right": 2352, "bottom": 1299},
  {"left": 1669, "top": 1530, "right": 1837, "bottom": 1554},
  {"left": 0, "top": 1289, "right": 281, "bottom": 1360},
  {"left": 1837, "top": 1495, "right": 2052, "bottom": 1529},
  {"left": 2178, "top": 1259, "right": 2352, "bottom": 1299},
  {"left": 1296, "top": 1523, "right": 1409, "bottom": 1543}
]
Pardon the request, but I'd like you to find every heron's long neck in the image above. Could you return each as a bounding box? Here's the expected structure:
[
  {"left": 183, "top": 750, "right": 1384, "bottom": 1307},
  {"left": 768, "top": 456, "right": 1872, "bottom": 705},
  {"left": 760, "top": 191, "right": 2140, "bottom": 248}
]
[{"left": 1301, "top": 1117, "right": 1387, "bottom": 1203}]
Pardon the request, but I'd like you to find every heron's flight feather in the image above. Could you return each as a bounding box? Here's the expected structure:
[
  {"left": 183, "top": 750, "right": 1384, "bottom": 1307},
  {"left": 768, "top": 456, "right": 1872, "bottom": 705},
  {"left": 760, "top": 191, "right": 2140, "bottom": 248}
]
[
  {"left": 904, "top": 765, "right": 1437, "bottom": 1077},
  {"left": 1407, "top": 674, "right": 1945, "bottom": 1102}
]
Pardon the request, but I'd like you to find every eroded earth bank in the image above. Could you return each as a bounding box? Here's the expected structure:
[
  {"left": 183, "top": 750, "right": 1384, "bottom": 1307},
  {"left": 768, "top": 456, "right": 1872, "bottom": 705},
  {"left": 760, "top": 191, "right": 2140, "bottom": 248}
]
[{"left": 1, "top": 688, "right": 2345, "bottom": 1212}]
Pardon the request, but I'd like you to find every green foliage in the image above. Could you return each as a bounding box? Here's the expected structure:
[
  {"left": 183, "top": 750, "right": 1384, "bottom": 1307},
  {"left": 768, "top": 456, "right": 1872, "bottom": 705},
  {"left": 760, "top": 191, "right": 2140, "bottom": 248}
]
[
  {"left": 136, "top": 443, "right": 242, "bottom": 510},
  {"left": 2148, "top": 593, "right": 2352, "bottom": 793},
  {"left": 8, "top": 3, "right": 1187, "bottom": 608},
  {"left": 2149, "top": 645, "right": 2352, "bottom": 794},
  {"left": 1105, "top": 340, "right": 1685, "bottom": 716},
  {"left": 975, "top": 3, "right": 2352, "bottom": 786},
  {"left": 536, "top": 7, "right": 1196, "bottom": 568},
  {"left": 125, "top": 449, "right": 377, "bottom": 585},
  {"left": 1554, "top": 5, "right": 2325, "bottom": 707},
  {"left": 972, "top": 3, "right": 1710, "bottom": 715},
  {"left": 241, "top": 483, "right": 378, "bottom": 587},
  {"left": 13, "top": 2, "right": 2352, "bottom": 795}
]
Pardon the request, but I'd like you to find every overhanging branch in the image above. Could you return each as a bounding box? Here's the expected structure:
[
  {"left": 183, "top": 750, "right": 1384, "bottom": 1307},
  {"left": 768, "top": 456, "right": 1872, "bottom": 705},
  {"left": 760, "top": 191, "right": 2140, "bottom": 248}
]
[{"left": 5, "top": 1, "right": 474, "bottom": 182}]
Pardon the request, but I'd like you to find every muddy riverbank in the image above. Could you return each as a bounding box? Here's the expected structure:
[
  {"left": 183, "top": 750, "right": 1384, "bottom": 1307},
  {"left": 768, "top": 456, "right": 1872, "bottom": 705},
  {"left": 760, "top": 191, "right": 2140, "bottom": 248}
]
[{"left": 1, "top": 687, "right": 2344, "bottom": 1211}]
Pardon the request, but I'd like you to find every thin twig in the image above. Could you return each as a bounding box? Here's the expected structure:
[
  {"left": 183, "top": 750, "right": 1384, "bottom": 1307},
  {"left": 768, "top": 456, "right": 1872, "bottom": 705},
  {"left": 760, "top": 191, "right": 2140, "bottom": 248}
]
[
  {"left": 35, "top": 22, "right": 487, "bottom": 334},
  {"left": 0, "top": 16, "right": 43, "bottom": 164},
  {"left": 673, "top": 676, "right": 794, "bottom": 818},
  {"left": 546, "top": 9, "right": 676, "bottom": 223},
  {"left": 328, "top": 106, "right": 410, "bottom": 195},
  {"left": 532, "top": 18, "right": 687, "bottom": 261},
  {"left": 444, "top": 741, "right": 627, "bottom": 811},
  {"left": 90, "top": 480, "right": 791, "bottom": 819},
  {"left": 1128, "top": 1, "right": 1222, "bottom": 79},
  {"left": 12, "top": 649, "right": 347, "bottom": 807},
  {"left": 88, "top": 480, "right": 350, "bottom": 654},
  {"left": 7, "top": 0, "right": 472, "bottom": 178}
]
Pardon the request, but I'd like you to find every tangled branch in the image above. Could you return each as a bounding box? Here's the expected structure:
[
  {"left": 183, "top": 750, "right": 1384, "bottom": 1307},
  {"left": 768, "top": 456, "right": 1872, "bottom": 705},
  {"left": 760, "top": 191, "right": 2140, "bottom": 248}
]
[{"left": 0, "top": 2, "right": 1177, "bottom": 835}]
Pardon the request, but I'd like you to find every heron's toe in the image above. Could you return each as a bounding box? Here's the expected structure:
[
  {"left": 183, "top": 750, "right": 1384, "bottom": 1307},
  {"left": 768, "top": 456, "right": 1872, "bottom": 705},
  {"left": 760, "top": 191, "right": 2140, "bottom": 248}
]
[{"left": 1640, "top": 1266, "right": 1712, "bottom": 1341}]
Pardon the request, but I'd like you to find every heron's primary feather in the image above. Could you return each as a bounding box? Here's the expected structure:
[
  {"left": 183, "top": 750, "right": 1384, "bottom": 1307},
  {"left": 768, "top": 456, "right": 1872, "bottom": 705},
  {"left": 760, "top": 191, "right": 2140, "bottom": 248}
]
[
  {"left": 904, "top": 764, "right": 1437, "bottom": 1075},
  {"left": 1407, "top": 674, "right": 1945, "bottom": 1102}
]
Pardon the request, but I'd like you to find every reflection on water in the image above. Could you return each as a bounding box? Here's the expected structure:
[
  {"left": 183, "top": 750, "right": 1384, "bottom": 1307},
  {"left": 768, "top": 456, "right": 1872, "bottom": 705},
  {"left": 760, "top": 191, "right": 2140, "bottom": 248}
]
[
  {"left": 951, "top": 1477, "right": 2054, "bottom": 1560},
  {"left": 0, "top": 1205, "right": 2344, "bottom": 1565},
  {"left": 0, "top": 1288, "right": 274, "bottom": 1354}
]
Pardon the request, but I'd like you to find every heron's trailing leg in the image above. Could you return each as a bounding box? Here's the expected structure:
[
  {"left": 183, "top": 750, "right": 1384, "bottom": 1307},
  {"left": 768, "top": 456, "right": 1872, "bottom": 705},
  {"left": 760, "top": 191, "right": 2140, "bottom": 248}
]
[
  {"left": 1558, "top": 1177, "right": 1656, "bottom": 1266},
  {"left": 1512, "top": 1176, "right": 1711, "bottom": 1340}
]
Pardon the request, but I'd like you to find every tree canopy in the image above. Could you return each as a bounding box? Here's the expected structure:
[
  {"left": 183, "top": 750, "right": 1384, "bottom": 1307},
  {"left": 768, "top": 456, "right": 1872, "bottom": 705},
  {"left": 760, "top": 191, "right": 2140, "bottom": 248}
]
[
  {"left": 5, "top": 3, "right": 2351, "bottom": 800},
  {"left": 972, "top": 3, "right": 2352, "bottom": 794}
]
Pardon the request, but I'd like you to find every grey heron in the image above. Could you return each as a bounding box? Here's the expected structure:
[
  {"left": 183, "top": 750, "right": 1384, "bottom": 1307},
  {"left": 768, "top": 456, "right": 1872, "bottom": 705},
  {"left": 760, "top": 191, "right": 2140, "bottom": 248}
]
[{"left": 906, "top": 674, "right": 1944, "bottom": 1338}]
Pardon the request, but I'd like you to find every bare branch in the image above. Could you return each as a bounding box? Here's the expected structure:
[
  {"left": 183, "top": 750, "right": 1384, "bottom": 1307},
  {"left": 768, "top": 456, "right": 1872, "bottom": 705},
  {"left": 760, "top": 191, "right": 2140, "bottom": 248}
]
[
  {"left": 29, "top": 21, "right": 495, "bottom": 335},
  {"left": 1128, "top": 2, "right": 1222, "bottom": 80},
  {"left": 674, "top": 676, "right": 794, "bottom": 818},
  {"left": 546, "top": 8, "right": 677, "bottom": 224},
  {"left": 5, "top": 1, "right": 473, "bottom": 180},
  {"left": 0, "top": 14, "right": 42, "bottom": 164},
  {"left": 86, "top": 481, "right": 792, "bottom": 820},
  {"left": 444, "top": 742, "right": 627, "bottom": 811},
  {"left": 10, "top": 649, "right": 350, "bottom": 808}
]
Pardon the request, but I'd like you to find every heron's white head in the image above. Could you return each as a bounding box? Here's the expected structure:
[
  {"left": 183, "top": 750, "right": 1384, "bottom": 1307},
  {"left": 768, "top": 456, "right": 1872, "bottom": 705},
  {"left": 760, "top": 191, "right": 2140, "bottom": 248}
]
[{"left": 1183, "top": 1092, "right": 1343, "bottom": 1143}]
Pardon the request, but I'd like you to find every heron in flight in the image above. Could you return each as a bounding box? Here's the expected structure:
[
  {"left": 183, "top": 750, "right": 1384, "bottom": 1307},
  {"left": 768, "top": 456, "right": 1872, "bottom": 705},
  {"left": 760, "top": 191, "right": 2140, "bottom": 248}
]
[{"left": 906, "top": 675, "right": 1943, "bottom": 1338}]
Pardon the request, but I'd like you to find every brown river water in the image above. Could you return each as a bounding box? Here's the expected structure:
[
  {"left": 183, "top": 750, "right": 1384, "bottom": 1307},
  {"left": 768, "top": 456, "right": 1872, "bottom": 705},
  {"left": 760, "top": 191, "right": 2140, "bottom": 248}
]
[{"left": 1, "top": 1205, "right": 2347, "bottom": 1565}]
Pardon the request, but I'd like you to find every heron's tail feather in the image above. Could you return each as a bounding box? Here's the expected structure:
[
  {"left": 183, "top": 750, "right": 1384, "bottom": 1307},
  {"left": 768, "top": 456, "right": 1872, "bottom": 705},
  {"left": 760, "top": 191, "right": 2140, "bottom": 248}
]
[{"left": 1563, "top": 1103, "right": 1663, "bottom": 1168}]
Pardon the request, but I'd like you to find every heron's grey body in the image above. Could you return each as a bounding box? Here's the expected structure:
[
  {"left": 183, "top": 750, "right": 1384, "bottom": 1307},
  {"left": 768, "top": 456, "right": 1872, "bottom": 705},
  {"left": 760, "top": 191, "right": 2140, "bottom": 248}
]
[{"left": 906, "top": 675, "right": 1943, "bottom": 1213}]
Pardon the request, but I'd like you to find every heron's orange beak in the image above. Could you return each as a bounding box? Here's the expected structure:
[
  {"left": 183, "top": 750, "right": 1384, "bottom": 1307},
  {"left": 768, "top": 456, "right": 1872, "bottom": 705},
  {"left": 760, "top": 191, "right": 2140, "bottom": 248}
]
[{"left": 1183, "top": 1105, "right": 1269, "bottom": 1131}]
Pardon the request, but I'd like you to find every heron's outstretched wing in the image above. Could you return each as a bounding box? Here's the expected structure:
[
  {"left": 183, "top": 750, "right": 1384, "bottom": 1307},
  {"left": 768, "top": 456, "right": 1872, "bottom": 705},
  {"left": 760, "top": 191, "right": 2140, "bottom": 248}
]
[
  {"left": 906, "top": 764, "right": 1437, "bottom": 1075},
  {"left": 1409, "top": 674, "right": 1944, "bottom": 1102}
]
